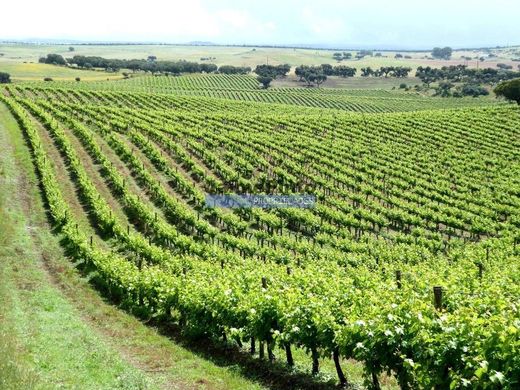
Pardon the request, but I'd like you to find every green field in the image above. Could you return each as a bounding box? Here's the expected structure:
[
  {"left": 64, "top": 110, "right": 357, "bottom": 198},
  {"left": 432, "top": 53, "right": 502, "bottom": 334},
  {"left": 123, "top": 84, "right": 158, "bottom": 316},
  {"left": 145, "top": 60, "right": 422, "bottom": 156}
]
[
  {"left": 1, "top": 43, "right": 519, "bottom": 81},
  {"left": 17, "top": 74, "right": 499, "bottom": 113},
  {"left": 1, "top": 43, "right": 520, "bottom": 389}
]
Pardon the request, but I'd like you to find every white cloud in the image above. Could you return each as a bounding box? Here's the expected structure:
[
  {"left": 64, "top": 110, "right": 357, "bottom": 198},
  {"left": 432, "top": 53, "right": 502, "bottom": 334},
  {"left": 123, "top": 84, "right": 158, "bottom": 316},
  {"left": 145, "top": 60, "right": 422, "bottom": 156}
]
[
  {"left": 300, "top": 6, "right": 352, "bottom": 41},
  {"left": 214, "top": 8, "right": 276, "bottom": 37},
  {"left": 0, "top": 0, "right": 518, "bottom": 47}
]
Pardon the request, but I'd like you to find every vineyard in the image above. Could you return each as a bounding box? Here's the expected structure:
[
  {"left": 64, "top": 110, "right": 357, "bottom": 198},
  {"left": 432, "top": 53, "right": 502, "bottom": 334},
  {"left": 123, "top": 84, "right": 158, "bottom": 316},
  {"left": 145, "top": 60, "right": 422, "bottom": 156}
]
[
  {"left": 22, "top": 74, "right": 501, "bottom": 113},
  {"left": 1, "top": 80, "right": 520, "bottom": 389}
]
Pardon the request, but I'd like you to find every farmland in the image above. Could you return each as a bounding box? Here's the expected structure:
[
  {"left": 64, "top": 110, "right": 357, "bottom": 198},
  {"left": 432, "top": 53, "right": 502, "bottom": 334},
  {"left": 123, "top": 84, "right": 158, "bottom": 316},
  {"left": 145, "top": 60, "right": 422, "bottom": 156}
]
[
  {"left": 1, "top": 62, "right": 519, "bottom": 389},
  {"left": 19, "top": 74, "right": 499, "bottom": 113},
  {"left": 1, "top": 43, "right": 519, "bottom": 81}
]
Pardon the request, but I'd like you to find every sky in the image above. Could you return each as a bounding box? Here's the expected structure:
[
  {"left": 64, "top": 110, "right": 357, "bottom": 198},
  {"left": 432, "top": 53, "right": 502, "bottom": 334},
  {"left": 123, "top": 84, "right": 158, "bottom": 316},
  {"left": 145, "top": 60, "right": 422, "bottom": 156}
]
[{"left": 2, "top": 0, "right": 519, "bottom": 49}]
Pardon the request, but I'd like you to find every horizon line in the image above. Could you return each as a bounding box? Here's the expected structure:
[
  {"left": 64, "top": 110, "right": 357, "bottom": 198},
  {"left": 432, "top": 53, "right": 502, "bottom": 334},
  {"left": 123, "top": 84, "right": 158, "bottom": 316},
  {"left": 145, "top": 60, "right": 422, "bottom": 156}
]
[{"left": 1, "top": 39, "right": 519, "bottom": 53}]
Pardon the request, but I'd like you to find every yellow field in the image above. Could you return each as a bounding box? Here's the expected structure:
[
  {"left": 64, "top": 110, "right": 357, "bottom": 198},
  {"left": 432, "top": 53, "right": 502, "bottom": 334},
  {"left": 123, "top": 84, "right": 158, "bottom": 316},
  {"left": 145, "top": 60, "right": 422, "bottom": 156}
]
[{"left": 0, "top": 61, "right": 123, "bottom": 81}]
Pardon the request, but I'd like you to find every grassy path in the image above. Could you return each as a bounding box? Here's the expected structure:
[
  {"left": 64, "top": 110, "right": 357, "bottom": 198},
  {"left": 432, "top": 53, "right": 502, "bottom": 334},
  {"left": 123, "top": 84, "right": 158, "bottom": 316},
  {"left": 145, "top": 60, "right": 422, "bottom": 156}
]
[{"left": 0, "top": 101, "right": 265, "bottom": 390}]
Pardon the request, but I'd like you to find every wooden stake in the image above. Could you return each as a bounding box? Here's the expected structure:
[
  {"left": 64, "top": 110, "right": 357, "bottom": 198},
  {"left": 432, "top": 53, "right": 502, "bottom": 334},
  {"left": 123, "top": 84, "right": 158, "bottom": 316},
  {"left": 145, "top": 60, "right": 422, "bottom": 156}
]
[
  {"left": 333, "top": 347, "right": 348, "bottom": 387},
  {"left": 259, "top": 341, "right": 265, "bottom": 359},
  {"left": 433, "top": 286, "right": 443, "bottom": 311},
  {"left": 396, "top": 270, "right": 402, "bottom": 289},
  {"left": 285, "top": 343, "right": 294, "bottom": 367},
  {"left": 250, "top": 337, "right": 255, "bottom": 355}
]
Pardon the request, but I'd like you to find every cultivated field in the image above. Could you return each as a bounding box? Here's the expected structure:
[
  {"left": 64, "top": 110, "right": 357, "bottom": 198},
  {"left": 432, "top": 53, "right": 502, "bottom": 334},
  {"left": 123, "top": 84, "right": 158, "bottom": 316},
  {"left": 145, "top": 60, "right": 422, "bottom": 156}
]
[
  {"left": 20, "top": 74, "right": 499, "bottom": 112},
  {"left": 1, "top": 43, "right": 519, "bottom": 81},
  {"left": 1, "top": 69, "right": 520, "bottom": 388},
  {"left": 1, "top": 42, "right": 520, "bottom": 389}
]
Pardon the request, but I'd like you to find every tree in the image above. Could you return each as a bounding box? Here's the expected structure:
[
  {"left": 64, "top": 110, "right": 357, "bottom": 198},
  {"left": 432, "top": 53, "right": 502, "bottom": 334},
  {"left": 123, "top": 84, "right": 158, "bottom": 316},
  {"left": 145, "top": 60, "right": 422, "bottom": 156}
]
[
  {"left": 460, "top": 83, "right": 489, "bottom": 97},
  {"left": 361, "top": 67, "right": 373, "bottom": 77},
  {"left": 357, "top": 50, "right": 373, "bottom": 58},
  {"left": 393, "top": 67, "right": 412, "bottom": 78},
  {"left": 0, "top": 72, "right": 11, "bottom": 83},
  {"left": 295, "top": 65, "right": 310, "bottom": 81},
  {"left": 303, "top": 71, "right": 327, "bottom": 87},
  {"left": 415, "top": 66, "right": 443, "bottom": 86},
  {"left": 254, "top": 65, "right": 287, "bottom": 90},
  {"left": 68, "top": 46, "right": 75, "bottom": 52},
  {"left": 275, "top": 64, "right": 291, "bottom": 77},
  {"left": 431, "top": 47, "right": 452, "bottom": 60},
  {"left": 39, "top": 54, "right": 67, "bottom": 65},
  {"left": 303, "top": 72, "right": 315, "bottom": 86},
  {"left": 257, "top": 76, "right": 273, "bottom": 89},
  {"left": 494, "top": 78, "right": 520, "bottom": 104},
  {"left": 334, "top": 66, "right": 356, "bottom": 78},
  {"left": 200, "top": 63, "right": 218, "bottom": 73},
  {"left": 147, "top": 55, "right": 157, "bottom": 62},
  {"left": 497, "top": 63, "right": 513, "bottom": 70},
  {"left": 320, "top": 64, "right": 334, "bottom": 76},
  {"left": 333, "top": 52, "right": 343, "bottom": 61},
  {"left": 314, "top": 73, "right": 327, "bottom": 87},
  {"left": 255, "top": 64, "right": 289, "bottom": 78},
  {"left": 434, "top": 81, "right": 454, "bottom": 97},
  {"left": 219, "top": 65, "right": 251, "bottom": 74},
  {"left": 379, "top": 66, "right": 395, "bottom": 78}
]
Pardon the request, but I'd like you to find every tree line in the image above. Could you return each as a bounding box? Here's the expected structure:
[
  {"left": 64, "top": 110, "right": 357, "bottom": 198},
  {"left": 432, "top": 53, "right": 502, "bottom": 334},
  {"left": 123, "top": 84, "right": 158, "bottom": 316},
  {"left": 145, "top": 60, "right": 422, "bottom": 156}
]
[
  {"left": 39, "top": 54, "right": 253, "bottom": 75},
  {"left": 360, "top": 66, "right": 412, "bottom": 77},
  {"left": 256, "top": 64, "right": 411, "bottom": 88},
  {"left": 333, "top": 47, "right": 453, "bottom": 62},
  {"left": 416, "top": 65, "right": 520, "bottom": 86},
  {"left": 416, "top": 65, "right": 520, "bottom": 99}
]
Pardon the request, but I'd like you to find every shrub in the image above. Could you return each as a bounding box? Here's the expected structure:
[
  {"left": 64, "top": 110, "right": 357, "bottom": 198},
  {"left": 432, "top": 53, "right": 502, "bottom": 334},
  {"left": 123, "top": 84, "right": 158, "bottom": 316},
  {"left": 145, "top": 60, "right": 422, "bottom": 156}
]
[
  {"left": 494, "top": 78, "right": 520, "bottom": 104},
  {"left": 460, "top": 84, "right": 489, "bottom": 97},
  {"left": 40, "top": 54, "right": 66, "bottom": 65},
  {"left": 0, "top": 72, "right": 11, "bottom": 83}
]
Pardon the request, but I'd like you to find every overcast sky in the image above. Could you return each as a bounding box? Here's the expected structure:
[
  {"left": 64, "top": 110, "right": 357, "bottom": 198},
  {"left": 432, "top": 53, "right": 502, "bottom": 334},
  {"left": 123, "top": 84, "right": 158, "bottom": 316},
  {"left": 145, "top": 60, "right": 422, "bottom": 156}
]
[{"left": 2, "top": 0, "right": 519, "bottom": 49}]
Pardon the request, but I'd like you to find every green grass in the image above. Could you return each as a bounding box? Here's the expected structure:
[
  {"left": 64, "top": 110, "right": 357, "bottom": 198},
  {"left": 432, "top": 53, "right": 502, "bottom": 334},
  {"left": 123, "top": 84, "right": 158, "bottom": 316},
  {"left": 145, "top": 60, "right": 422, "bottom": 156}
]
[{"left": 0, "top": 102, "right": 152, "bottom": 389}]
